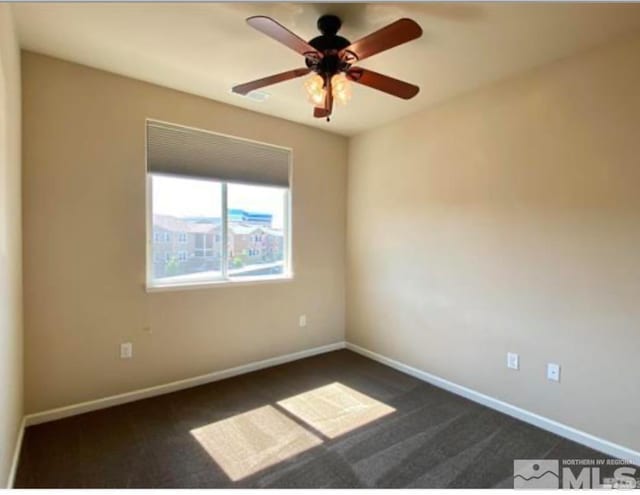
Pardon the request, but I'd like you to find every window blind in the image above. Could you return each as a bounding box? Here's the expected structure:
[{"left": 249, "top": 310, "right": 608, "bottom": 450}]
[{"left": 146, "top": 121, "right": 291, "bottom": 187}]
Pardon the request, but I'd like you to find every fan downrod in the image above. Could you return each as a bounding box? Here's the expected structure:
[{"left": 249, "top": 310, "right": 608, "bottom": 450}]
[
  {"left": 307, "top": 15, "right": 352, "bottom": 73},
  {"left": 317, "top": 15, "right": 342, "bottom": 36}
]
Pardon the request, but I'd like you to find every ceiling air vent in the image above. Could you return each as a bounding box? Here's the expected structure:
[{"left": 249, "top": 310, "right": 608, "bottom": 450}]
[{"left": 230, "top": 88, "right": 270, "bottom": 103}]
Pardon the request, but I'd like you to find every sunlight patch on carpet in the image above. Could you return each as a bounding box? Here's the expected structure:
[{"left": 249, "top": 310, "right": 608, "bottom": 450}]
[
  {"left": 277, "top": 382, "right": 396, "bottom": 438},
  {"left": 190, "top": 405, "right": 322, "bottom": 481}
]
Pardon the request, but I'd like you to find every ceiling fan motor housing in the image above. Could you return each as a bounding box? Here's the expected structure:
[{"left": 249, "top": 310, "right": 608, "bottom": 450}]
[{"left": 306, "top": 15, "right": 354, "bottom": 77}]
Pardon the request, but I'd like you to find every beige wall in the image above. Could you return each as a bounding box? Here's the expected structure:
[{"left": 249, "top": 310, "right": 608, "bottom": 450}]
[
  {"left": 347, "top": 32, "right": 640, "bottom": 452},
  {"left": 20, "top": 27, "right": 640, "bottom": 455},
  {"left": 22, "top": 52, "right": 347, "bottom": 414},
  {"left": 0, "top": 4, "right": 22, "bottom": 487}
]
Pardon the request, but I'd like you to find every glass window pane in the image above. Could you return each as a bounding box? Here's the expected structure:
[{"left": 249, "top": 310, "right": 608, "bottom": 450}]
[
  {"left": 227, "top": 183, "right": 287, "bottom": 278},
  {"left": 151, "top": 175, "right": 222, "bottom": 283}
]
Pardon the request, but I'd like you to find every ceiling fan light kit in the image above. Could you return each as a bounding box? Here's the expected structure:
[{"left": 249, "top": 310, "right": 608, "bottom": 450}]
[
  {"left": 232, "top": 14, "right": 422, "bottom": 122},
  {"left": 304, "top": 72, "right": 351, "bottom": 107}
]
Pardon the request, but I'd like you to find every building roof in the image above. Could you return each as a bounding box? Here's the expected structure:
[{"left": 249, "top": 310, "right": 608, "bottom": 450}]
[
  {"left": 229, "top": 224, "right": 282, "bottom": 237},
  {"left": 153, "top": 214, "right": 219, "bottom": 234},
  {"left": 153, "top": 215, "right": 283, "bottom": 237}
]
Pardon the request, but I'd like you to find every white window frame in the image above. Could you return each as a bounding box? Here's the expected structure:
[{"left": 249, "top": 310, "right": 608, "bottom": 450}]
[
  {"left": 177, "top": 232, "right": 188, "bottom": 243},
  {"left": 146, "top": 173, "right": 292, "bottom": 291}
]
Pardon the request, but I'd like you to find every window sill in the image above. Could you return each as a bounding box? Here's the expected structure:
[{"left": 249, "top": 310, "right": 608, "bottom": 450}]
[{"left": 145, "top": 274, "right": 294, "bottom": 293}]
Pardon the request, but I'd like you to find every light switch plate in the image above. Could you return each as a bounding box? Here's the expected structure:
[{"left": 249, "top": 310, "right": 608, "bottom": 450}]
[
  {"left": 507, "top": 352, "right": 519, "bottom": 370},
  {"left": 299, "top": 315, "right": 307, "bottom": 328}
]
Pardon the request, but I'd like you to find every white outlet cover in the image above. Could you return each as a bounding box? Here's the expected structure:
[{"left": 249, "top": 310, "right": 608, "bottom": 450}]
[
  {"left": 299, "top": 315, "right": 307, "bottom": 328},
  {"left": 507, "top": 352, "right": 519, "bottom": 370},
  {"left": 547, "top": 363, "right": 561, "bottom": 382},
  {"left": 120, "top": 342, "right": 133, "bottom": 359}
]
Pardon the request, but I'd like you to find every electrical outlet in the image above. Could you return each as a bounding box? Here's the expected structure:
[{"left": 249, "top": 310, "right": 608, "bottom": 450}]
[
  {"left": 120, "top": 342, "right": 133, "bottom": 359},
  {"left": 299, "top": 315, "right": 307, "bottom": 328},
  {"left": 547, "top": 363, "right": 560, "bottom": 382},
  {"left": 507, "top": 352, "right": 519, "bottom": 370}
]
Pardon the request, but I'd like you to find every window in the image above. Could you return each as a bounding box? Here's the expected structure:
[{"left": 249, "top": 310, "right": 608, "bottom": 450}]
[
  {"left": 227, "top": 183, "right": 286, "bottom": 279},
  {"left": 146, "top": 121, "right": 291, "bottom": 289},
  {"left": 149, "top": 175, "right": 289, "bottom": 287},
  {"left": 150, "top": 175, "right": 222, "bottom": 283}
]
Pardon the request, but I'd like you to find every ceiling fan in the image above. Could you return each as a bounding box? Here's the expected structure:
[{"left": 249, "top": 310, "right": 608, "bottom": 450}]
[{"left": 232, "top": 14, "right": 422, "bottom": 121}]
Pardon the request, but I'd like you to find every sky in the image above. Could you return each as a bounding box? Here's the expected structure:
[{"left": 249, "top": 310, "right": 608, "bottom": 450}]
[{"left": 152, "top": 175, "right": 286, "bottom": 229}]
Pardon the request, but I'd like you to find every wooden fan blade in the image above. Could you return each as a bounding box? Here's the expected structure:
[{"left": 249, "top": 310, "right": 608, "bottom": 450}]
[
  {"left": 325, "top": 76, "right": 333, "bottom": 114},
  {"left": 347, "top": 67, "right": 419, "bottom": 99},
  {"left": 313, "top": 97, "right": 333, "bottom": 119},
  {"left": 340, "top": 18, "right": 422, "bottom": 62},
  {"left": 232, "top": 68, "right": 311, "bottom": 95},
  {"left": 314, "top": 107, "right": 330, "bottom": 118},
  {"left": 313, "top": 76, "right": 334, "bottom": 119},
  {"left": 247, "top": 16, "right": 322, "bottom": 60}
]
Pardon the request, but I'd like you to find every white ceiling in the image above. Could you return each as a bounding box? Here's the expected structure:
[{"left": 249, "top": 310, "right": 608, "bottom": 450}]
[{"left": 13, "top": 2, "right": 640, "bottom": 136}]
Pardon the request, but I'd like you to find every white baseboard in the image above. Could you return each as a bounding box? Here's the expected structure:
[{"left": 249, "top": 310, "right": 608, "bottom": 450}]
[
  {"left": 24, "top": 341, "right": 346, "bottom": 427},
  {"left": 17, "top": 339, "right": 639, "bottom": 475},
  {"left": 7, "top": 416, "right": 26, "bottom": 488},
  {"left": 345, "top": 342, "right": 640, "bottom": 466}
]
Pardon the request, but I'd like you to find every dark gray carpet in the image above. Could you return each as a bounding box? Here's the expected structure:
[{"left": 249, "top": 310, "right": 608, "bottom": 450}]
[{"left": 14, "top": 350, "right": 616, "bottom": 488}]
